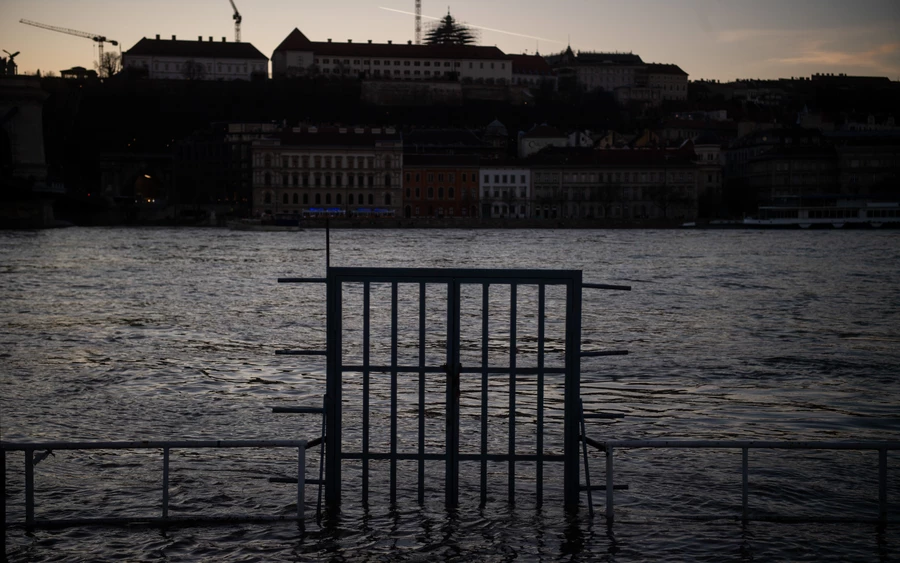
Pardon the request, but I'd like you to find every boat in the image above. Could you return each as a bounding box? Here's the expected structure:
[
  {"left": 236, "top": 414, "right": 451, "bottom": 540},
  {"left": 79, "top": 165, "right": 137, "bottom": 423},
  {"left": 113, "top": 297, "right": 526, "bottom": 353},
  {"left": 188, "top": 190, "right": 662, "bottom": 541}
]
[{"left": 742, "top": 199, "right": 900, "bottom": 229}]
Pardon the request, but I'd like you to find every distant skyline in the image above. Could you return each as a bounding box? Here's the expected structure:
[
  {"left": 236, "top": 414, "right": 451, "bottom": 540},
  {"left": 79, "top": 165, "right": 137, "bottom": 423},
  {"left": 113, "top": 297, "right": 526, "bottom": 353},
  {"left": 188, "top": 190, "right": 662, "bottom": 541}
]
[{"left": 2, "top": 0, "right": 899, "bottom": 81}]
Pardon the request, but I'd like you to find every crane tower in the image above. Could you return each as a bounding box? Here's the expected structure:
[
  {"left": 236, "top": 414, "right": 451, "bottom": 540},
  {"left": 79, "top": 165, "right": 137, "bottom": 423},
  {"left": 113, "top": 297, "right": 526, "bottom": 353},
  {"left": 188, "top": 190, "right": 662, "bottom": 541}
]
[
  {"left": 20, "top": 19, "right": 118, "bottom": 66},
  {"left": 229, "top": 0, "right": 242, "bottom": 43},
  {"left": 415, "top": 0, "right": 422, "bottom": 45}
]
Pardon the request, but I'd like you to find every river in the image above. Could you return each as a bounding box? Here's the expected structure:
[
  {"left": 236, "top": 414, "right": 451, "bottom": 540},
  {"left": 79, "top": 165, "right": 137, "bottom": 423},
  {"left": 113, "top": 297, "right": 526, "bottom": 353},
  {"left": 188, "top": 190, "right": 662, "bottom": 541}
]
[{"left": 2, "top": 227, "right": 899, "bottom": 561}]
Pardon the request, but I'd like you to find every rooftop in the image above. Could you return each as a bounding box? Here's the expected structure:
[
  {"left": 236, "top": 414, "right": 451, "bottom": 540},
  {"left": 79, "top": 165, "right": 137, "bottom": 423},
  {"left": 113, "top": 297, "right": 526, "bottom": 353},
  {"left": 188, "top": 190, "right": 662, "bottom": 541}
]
[
  {"left": 125, "top": 36, "right": 268, "bottom": 60},
  {"left": 274, "top": 28, "right": 510, "bottom": 60}
]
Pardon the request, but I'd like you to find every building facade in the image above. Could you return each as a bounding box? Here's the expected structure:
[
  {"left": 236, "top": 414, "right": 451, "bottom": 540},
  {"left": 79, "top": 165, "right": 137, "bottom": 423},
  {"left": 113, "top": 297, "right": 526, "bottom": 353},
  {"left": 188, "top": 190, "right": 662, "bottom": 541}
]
[
  {"left": 251, "top": 127, "right": 403, "bottom": 219},
  {"left": 123, "top": 35, "right": 268, "bottom": 80},
  {"left": 479, "top": 166, "right": 531, "bottom": 218},
  {"left": 530, "top": 148, "right": 699, "bottom": 221},
  {"left": 402, "top": 155, "right": 480, "bottom": 218},
  {"left": 272, "top": 28, "right": 512, "bottom": 83}
]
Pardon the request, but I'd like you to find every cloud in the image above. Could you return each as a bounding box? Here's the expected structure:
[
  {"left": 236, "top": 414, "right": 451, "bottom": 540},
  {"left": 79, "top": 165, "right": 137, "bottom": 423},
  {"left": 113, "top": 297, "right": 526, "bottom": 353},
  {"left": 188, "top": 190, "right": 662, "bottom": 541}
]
[{"left": 769, "top": 41, "right": 900, "bottom": 75}]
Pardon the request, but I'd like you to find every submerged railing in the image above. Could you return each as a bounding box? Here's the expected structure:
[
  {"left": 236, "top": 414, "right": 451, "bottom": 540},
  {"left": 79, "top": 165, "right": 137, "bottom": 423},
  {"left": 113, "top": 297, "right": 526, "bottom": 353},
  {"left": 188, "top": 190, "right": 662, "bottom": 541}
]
[
  {"left": 1, "top": 439, "right": 316, "bottom": 529},
  {"left": 583, "top": 438, "right": 899, "bottom": 524}
]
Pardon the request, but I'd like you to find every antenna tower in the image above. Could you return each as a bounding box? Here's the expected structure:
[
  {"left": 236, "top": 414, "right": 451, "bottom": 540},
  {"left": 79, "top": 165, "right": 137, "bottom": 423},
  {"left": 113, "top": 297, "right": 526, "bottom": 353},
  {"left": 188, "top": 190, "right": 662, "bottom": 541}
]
[{"left": 415, "top": 0, "right": 422, "bottom": 44}]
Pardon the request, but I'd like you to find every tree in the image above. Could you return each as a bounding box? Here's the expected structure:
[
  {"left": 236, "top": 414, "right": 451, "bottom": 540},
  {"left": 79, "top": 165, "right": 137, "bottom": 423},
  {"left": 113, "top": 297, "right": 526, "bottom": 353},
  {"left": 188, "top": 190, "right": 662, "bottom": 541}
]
[
  {"left": 182, "top": 60, "right": 206, "bottom": 80},
  {"left": 95, "top": 52, "right": 121, "bottom": 78},
  {"left": 424, "top": 12, "right": 478, "bottom": 45}
]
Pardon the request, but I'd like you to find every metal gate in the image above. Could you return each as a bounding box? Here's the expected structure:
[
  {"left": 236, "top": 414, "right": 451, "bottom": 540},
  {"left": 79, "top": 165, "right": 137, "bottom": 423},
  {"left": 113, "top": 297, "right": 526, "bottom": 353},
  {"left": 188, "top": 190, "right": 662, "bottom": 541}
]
[{"left": 279, "top": 267, "right": 629, "bottom": 512}]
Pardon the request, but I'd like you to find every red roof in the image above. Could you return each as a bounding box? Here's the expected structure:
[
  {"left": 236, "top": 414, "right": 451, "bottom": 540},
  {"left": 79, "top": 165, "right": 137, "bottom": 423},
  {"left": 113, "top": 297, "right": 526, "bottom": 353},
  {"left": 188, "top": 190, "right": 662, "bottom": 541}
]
[
  {"left": 646, "top": 63, "right": 688, "bottom": 76},
  {"left": 509, "top": 54, "right": 553, "bottom": 75},
  {"left": 273, "top": 29, "right": 510, "bottom": 60},
  {"left": 274, "top": 28, "right": 313, "bottom": 51}
]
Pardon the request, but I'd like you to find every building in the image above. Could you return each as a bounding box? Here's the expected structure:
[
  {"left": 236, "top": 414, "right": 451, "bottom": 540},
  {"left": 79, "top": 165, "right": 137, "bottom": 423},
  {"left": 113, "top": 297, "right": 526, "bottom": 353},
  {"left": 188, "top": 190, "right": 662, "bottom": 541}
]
[
  {"left": 402, "top": 155, "right": 480, "bottom": 219},
  {"left": 122, "top": 35, "right": 268, "bottom": 80},
  {"left": 479, "top": 165, "right": 531, "bottom": 218},
  {"left": 546, "top": 48, "right": 688, "bottom": 104},
  {"left": 251, "top": 126, "right": 403, "bottom": 219},
  {"left": 530, "top": 147, "right": 700, "bottom": 221},
  {"left": 518, "top": 125, "right": 567, "bottom": 158},
  {"left": 739, "top": 129, "right": 839, "bottom": 205},
  {"left": 509, "top": 54, "right": 556, "bottom": 89},
  {"left": 271, "top": 28, "right": 512, "bottom": 83}
]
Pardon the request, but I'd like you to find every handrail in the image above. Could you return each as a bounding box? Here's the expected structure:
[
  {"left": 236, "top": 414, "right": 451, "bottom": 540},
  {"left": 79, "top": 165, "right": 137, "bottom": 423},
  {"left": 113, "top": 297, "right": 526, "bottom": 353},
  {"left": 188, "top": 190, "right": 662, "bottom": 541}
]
[
  {"left": 583, "top": 439, "right": 899, "bottom": 524},
  {"left": 1, "top": 439, "right": 309, "bottom": 529}
]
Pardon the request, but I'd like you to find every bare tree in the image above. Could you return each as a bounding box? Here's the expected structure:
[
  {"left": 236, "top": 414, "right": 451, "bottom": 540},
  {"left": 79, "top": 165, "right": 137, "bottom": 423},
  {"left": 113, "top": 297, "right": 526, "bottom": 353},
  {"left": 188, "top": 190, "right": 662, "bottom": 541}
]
[
  {"left": 182, "top": 59, "right": 206, "bottom": 80},
  {"left": 95, "top": 52, "right": 121, "bottom": 78}
]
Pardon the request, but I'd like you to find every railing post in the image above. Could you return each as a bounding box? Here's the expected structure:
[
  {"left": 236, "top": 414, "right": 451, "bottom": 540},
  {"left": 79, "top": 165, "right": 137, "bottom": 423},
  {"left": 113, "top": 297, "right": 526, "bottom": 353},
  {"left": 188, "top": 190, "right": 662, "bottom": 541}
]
[
  {"left": 298, "top": 446, "right": 306, "bottom": 521},
  {"left": 879, "top": 447, "right": 887, "bottom": 525},
  {"left": 162, "top": 447, "right": 170, "bottom": 519},
  {"left": 1, "top": 448, "right": 6, "bottom": 532},
  {"left": 606, "top": 445, "right": 614, "bottom": 524},
  {"left": 24, "top": 448, "right": 35, "bottom": 528},
  {"left": 742, "top": 447, "right": 749, "bottom": 523}
]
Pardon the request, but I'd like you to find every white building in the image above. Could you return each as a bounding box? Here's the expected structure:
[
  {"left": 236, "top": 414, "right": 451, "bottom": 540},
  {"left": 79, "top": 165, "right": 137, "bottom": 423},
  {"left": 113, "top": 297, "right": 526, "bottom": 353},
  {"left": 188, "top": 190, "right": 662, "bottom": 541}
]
[
  {"left": 479, "top": 167, "right": 531, "bottom": 218},
  {"left": 518, "top": 125, "right": 567, "bottom": 158},
  {"left": 272, "top": 28, "right": 512, "bottom": 83},
  {"left": 122, "top": 35, "right": 268, "bottom": 80}
]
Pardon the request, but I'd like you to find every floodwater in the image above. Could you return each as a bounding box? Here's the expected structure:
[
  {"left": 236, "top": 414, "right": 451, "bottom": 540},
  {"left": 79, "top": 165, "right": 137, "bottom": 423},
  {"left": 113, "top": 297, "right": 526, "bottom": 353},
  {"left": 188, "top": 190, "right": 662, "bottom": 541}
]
[{"left": 2, "top": 227, "right": 899, "bottom": 562}]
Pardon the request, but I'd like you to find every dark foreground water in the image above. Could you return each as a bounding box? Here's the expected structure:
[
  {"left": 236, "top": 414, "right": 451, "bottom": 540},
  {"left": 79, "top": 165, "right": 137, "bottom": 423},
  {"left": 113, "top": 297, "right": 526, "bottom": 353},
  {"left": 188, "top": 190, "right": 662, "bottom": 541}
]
[{"left": 2, "top": 227, "right": 899, "bottom": 562}]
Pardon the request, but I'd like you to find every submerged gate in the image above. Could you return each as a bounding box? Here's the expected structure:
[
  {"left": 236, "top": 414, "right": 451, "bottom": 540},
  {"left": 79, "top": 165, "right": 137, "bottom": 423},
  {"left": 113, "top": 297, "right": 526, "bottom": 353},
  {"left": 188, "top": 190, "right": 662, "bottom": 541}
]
[{"left": 278, "top": 267, "right": 629, "bottom": 512}]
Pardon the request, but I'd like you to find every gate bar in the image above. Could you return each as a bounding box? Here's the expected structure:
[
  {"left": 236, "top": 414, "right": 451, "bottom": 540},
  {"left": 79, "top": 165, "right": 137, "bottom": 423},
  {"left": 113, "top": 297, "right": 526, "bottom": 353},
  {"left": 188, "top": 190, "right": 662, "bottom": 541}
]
[
  {"left": 509, "top": 283, "right": 517, "bottom": 504},
  {"left": 418, "top": 282, "right": 426, "bottom": 505},
  {"left": 480, "top": 283, "right": 489, "bottom": 505},
  {"left": 363, "top": 281, "right": 370, "bottom": 504},
  {"left": 390, "top": 282, "right": 398, "bottom": 504},
  {"left": 563, "top": 273, "right": 584, "bottom": 512},
  {"left": 536, "top": 283, "right": 545, "bottom": 508}
]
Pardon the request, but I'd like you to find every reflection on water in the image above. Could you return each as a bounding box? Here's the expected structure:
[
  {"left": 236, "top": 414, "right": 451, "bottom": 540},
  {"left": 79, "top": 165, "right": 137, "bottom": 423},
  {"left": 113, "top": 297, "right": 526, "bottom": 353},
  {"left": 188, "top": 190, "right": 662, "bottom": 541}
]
[{"left": 2, "top": 227, "right": 899, "bottom": 561}]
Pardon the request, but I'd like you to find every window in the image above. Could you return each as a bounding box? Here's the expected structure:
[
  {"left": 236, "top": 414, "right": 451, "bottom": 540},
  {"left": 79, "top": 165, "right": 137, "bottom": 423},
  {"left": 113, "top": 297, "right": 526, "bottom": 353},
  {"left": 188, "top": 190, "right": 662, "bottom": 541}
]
[
  {"left": 414, "top": 61, "right": 420, "bottom": 67},
  {"left": 292, "top": 193, "right": 299, "bottom": 204},
  {"left": 462, "top": 173, "right": 467, "bottom": 182},
  {"left": 438, "top": 187, "right": 444, "bottom": 199},
  {"left": 368, "top": 194, "right": 374, "bottom": 204},
  {"left": 424, "top": 61, "right": 430, "bottom": 67},
  {"left": 520, "top": 175, "right": 526, "bottom": 183},
  {"left": 292, "top": 173, "right": 299, "bottom": 187},
  {"left": 303, "top": 193, "right": 309, "bottom": 204},
  {"left": 384, "top": 174, "right": 392, "bottom": 187},
  {"left": 385, "top": 194, "right": 392, "bottom": 205},
  {"left": 315, "top": 193, "right": 321, "bottom": 204},
  {"left": 405, "top": 172, "right": 411, "bottom": 183},
  {"left": 448, "top": 187, "right": 455, "bottom": 199},
  {"left": 404, "top": 61, "right": 411, "bottom": 66},
  {"left": 336, "top": 194, "right": 342, "bottom": 204},
  {"left": 415, "top": 187, "right": 420, "bottom": 198},
  {"left": 415, "top": 173, "right": 420, "bottom": 182},
  {"left": 264, "top": 192, "right": 271, "bottom": 204},
  {"left": 406, "top": 188, "right": 411, "bottom": 198},
  {"left": 264, "top": 172, "right": 271, "bottom": 186},
  {"left": 428, "top": 173, "right": 434, "bottom": 182},
  {"left": 427, "top": 187, "right": 434, "bottom": 199},
  {"left": 375, "top": 60, "right": 381, "bottom": 66},
  {"left": 325, "top": 193, "right": 331, "bottom": 204},
  {"left": 438, "top": 173, "right": 444, "bottom": 182},
  {"left": 448, "top": 173, "right": 454, "bottom": 182},
  {"left": 282, "top": 193, "right": 288, "bottom": 204},
  {"left": 484, "top": 175, "right": 489, "bottom": 183}
]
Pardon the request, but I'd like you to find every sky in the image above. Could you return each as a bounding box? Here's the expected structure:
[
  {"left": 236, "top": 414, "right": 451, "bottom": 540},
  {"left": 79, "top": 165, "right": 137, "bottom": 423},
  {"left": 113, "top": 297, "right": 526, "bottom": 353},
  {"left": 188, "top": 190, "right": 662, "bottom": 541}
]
[{"left": 2, "top": 0, "right": 899, "bottom": 81}]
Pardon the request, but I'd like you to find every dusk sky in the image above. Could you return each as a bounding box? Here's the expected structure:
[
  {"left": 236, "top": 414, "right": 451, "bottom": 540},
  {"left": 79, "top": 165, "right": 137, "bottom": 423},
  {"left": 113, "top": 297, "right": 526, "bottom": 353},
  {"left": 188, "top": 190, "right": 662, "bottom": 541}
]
[{"left": 2, "top": 0, "right": 899, "bottom": 81}]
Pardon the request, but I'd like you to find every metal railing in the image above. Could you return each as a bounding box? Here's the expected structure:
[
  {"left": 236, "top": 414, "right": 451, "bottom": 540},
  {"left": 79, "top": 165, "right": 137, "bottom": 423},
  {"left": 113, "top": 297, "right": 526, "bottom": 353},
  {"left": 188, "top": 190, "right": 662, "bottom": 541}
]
[
  {"left": 585, "top": 439, "right": 899, "bottom": 524},
  {"left": 2, "top": 439, "right": 313, "bottom": 529}
]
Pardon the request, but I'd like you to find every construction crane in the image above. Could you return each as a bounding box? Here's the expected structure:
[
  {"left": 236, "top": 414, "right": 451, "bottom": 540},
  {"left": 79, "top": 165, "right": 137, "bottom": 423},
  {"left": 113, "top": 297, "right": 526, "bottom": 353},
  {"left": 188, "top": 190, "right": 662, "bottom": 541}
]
[
  {"left": 229, "top": 0, "right": 242, "bottom": 43},
  {"left": 415, "top": 0, "right": 422, "bottom": 44},
  {"left": 20, "top": 19, "right": 117, "bottom": 65}
]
